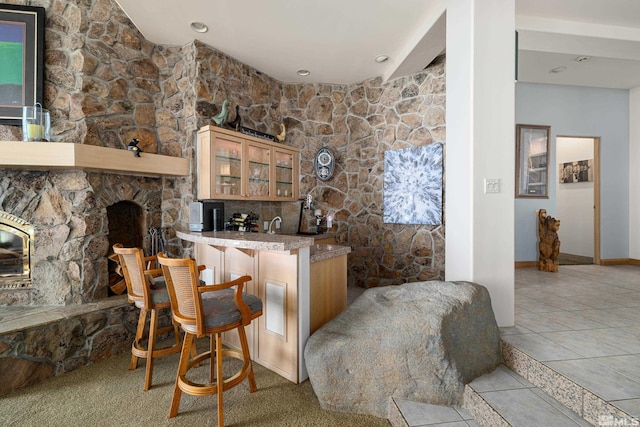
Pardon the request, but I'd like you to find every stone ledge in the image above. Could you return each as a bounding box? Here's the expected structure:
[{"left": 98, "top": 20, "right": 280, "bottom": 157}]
[
  {"left": 0, "top": 295, "right": 129, "bottom": 334},
  {"left": 0, "top": 297, "right": 172, "bottom": 397}
]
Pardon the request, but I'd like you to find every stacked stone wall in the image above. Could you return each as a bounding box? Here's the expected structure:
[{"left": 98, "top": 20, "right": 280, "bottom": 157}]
[
  {"left": 0, "top": 0, "right": 446, "bottom": 304},
  {"left": 281, "top": 57, "right": 446, "bottom": 286}
]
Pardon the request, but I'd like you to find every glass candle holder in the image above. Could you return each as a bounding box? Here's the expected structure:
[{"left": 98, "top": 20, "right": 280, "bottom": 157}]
[{"left": 22, "top": 104, "right": 50, "bottom": 142}]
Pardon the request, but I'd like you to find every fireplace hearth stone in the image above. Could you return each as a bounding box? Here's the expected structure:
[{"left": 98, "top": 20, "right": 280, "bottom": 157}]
[{"left": 0, "top": 295, "right": 173, "bottom": 396}]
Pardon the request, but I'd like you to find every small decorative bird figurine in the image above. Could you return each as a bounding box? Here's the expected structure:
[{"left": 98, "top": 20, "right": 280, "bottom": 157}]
[
  {"left": 212, "top": 99, "right": 229, "bottom": 127},
  {"left": 128, "top": 138, "right": 142, "bottom": 157},
  {"left": 276, "top": 123, "right": 286, "bottom": 142},
  {"left": 227, "top": 105, "right": 241, "bottom": 131}
]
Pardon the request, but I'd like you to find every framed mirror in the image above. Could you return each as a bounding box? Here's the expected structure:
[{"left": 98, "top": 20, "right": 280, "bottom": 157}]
[{"left": 515, "top": 124, "right": 550, "bottom": 198}]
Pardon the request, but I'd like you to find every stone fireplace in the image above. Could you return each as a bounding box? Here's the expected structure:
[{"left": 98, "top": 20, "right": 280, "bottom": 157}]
[
  {"left": 0, "top": 169, "right": 163, "bottom": 307},
  {"left": 0, "top": 164, "right": 175, "bottom": 396}
]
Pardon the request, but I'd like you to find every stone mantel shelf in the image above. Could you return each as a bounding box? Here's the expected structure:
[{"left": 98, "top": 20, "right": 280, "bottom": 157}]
[{"left": 0, "top": 141, "right": 190, "bottom": 177}]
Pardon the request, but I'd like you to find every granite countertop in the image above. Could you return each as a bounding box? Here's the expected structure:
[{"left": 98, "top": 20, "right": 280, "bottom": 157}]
[
  {"left": 177, "top": 230, "right": 315, "bottom": 252},
  {"left": 177, "top": 230, "right": 351, "bottom": 262},
  {"left": 310, "top": 243, "right": 351, "bottom": 263}
]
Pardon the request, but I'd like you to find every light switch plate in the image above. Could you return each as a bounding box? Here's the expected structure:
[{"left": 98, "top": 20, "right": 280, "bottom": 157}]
[{"left": 484, "top": 178, "right": 500, "bottom": 193}]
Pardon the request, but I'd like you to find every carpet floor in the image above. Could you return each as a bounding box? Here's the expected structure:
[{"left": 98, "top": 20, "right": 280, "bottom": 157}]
[{"left": 0, "top": 340, "right": 390, "bottom": 427}]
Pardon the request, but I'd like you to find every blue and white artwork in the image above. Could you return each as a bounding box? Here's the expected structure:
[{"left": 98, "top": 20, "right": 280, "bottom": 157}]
[{"left": 383, "top": 144, "right": 443, "bottom": 225}]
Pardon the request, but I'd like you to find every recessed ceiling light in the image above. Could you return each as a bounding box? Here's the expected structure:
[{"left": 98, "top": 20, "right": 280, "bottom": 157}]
[
  {"left": 575, "top": 56, "right": 590, "bottom": 63},
  {"left": 375, "top": 55, "right": 389, "bottom": 63},
  {"left": 190, "top": 21, "right": 208, "bottom": 33},
  {"left": 297, "top": 69, "right": 310, "bottom": 77},
  {"left": 549, "top": 66, "right": 567, "bottom": 74}
]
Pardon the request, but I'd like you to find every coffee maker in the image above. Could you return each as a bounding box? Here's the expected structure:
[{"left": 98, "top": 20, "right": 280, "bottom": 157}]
[{"left": 189, "top": 200, "right": 224, "bottom": 232}]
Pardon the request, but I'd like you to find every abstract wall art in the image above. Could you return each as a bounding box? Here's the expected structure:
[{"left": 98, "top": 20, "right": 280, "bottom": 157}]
[
  {"left": 383, "top": 144, "right": 443, "bottom": 225},
  {"left": 0, "top": 4, "right": 44, "bottom": 124}
]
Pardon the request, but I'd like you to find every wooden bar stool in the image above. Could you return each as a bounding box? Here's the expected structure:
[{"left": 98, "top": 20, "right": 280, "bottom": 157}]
[
  {"left": 157, "top": 253, "right": 263, "bottom": 427},
  {"left": 112, "top": 244, "right": 182, "bottom": 391}
]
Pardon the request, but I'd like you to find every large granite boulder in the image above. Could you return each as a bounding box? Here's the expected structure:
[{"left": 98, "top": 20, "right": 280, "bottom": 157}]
[{"left": 304, "top": 281, "right": 501, "bottom": 419}]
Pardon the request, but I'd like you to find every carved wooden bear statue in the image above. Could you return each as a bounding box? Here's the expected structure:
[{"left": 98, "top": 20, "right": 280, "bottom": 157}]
[{"left": 537, "top": 209, "right": 561, "bottom": 272}]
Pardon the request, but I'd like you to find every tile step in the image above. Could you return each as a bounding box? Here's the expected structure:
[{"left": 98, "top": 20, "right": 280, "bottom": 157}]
[
  {"left": 459, "top": 339, "right": 638, "bottom": 427},
  {"left": 462, "top": 364, "right": 592, "bottom": 426},
  {"left": 388, "top": 338, "right": 638, "bottom": 426}
]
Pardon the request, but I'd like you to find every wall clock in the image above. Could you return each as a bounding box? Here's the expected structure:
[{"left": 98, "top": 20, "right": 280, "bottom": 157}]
[{"left": 314, "top": 147, "right": 335, "bottom": 181}]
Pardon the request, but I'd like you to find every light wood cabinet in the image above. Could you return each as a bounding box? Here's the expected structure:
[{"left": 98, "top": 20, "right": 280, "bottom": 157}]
[
  {"left": 193, "top": 242, "right": 301, "bottom": 382},
  {"left": 309, "top": 254, "right": 347, "bottom": 334},
  {"left": 273, "top": 148, "right": 296, "bottom": 199},
  {"left": 191, "top": 238, "right": 348, "bottom": 384},
  {"left": 197, "top": 126, "right": 299, "bottom": 201},
  {"left": 255, "top": 250, "right": 300, "bottom": 380}
]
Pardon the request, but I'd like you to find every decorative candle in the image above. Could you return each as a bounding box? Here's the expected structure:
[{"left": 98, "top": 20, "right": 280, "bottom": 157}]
[{"left": 27, "top": 124, "right": 44, "bottom": 141}]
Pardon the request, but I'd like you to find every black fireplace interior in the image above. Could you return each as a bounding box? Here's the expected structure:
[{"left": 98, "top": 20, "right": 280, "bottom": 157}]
[{"left": 107, "top": 201, "right": 144, "bottom": 291}]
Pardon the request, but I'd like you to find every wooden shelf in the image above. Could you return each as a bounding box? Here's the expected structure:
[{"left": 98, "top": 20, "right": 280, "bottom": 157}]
[{"left": 0, "top": 141, "right": 190, "bottom": 177}]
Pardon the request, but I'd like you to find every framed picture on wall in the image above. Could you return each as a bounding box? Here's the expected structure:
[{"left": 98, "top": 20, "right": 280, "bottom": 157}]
[
  {"left": 515, "top": 124, "right": 550, "bottom": 198},
  {"left": 0, "top": 4, "right": 45, "bottom": 125},
  {"left": 559, "top": 159, "right": 593, "bottom": 183}
]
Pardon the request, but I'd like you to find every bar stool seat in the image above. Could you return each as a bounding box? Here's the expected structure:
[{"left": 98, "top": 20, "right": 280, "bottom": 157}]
[
  {"left": 158, "top": 253, "right": 263, "bottom": 426},
  {"left": 112, "top": 244, "right": 182, "bottom": 391}
]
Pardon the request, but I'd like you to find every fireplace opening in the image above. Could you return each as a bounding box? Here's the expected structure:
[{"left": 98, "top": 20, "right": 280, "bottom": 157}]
[
  {"left": 107, "top": 201, "right": 144, "bottom": 293},
  {"left": 0, "top": 211, "right": 34, "bottom": 289}
]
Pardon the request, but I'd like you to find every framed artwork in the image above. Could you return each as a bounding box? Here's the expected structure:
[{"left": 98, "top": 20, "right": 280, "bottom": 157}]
[
  {"left": 515, "top": 124, "right": 550, "bottom": 198},
  {"left": 383, "top": 144, "right": 443, "bottom": 225},
  {"left": 0, "top": 4, "right": 45, "bottom": 125},
  {"left": 559, "top": 159, "right": 593, "bottom": 183}
]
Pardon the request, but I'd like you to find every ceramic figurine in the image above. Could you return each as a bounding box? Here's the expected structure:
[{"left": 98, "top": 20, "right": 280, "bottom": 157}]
[
  {"left": 212, "top": 99, "right": 229, "bottom": 127},
  {"left": 276, "top": 123, "right": 286, "bottom": 142},
  {"left": 128, "top": 138, "right": 142, "bottom": 157},
  {"left": 227, "top": 105, "right": 241, "bottom": 130}
]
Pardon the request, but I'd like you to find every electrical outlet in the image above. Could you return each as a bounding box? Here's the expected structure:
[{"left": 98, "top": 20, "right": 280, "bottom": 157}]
[
  {"left": 484, "top": 178, "right": 500, "bottom": 193},
  {"left": 201, "top": 267, "right": 214, "bottom": 284}
]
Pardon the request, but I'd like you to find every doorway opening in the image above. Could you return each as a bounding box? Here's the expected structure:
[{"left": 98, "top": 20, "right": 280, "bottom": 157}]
[{"left": 555, "top": 136, "right": 601, "bottom": 265}]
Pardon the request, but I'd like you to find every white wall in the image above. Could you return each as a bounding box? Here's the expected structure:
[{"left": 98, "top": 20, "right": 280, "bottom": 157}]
[
  {"left": 556, "top": 137, "right": 594, "bottom": 257},
  {"left": 631, "top": 88, "right": 640, "bottom": 260},
  {"left": 515, "top": 83, "right": 629, "bottom": 262},
  {"left": 446, "top": 0, "right": 515, "bottom": 326}
]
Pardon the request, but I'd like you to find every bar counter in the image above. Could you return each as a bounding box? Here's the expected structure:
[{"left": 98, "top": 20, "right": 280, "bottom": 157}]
[
  {"left": 176, "top": 230, "right": 351, "bottom": 262},
  {"left": 176, "top": 229, "right": 350, "bottom": 384}
]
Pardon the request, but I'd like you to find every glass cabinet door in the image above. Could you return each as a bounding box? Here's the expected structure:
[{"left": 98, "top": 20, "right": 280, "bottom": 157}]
[
  {"left": 246, "top": 142, "right": 271, "bottom": 199},
  {"left": 274, "top": 149, "right": 294, "bottom": 199},
  {"left": 213, "top": 138, "right": 242, "bottom": 197}
]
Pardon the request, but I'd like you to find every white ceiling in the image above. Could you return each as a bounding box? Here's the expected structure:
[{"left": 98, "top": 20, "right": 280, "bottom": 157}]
[
  {"left": 114, "top": 0, "right": 640, "bottom": 89},
  {"left": 516, "top": 0, "right": 640, "bottom": 89}
]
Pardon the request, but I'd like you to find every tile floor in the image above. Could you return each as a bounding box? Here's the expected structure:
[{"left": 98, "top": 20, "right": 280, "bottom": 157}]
[{"left": 397, "top": 264, "right": 640, "bottom": 426}]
